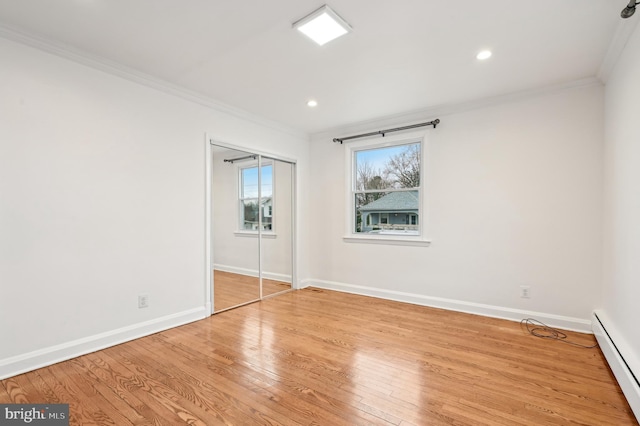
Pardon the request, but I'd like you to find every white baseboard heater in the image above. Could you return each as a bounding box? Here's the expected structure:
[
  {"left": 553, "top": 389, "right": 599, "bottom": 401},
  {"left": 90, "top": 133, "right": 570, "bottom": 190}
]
[{"left": 592, "top": 312, "right": 640, "bottom": 421}]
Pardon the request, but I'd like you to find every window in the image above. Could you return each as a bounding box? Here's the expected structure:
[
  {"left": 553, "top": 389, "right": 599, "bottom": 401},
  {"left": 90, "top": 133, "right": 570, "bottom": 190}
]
[
  {"left": 239, "top": 163, "right": 273, "bottom": 231},
  {"left": 351, "top": 139, "right": 422, "bottom": 238}
]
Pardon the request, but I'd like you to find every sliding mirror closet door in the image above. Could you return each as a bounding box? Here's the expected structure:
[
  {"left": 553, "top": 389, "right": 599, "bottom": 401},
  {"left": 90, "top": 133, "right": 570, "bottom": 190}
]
[
  {"left": 211, "top": 145, "right": 261, "bottom": 312},
  {"left": 261, "top": 158, "right": 294, "bottom": 298}
]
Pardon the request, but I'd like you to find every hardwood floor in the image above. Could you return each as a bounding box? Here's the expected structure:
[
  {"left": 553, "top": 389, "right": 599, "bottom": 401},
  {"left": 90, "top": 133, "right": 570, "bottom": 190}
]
[
  {"left": 1, "top": 288, "right": 637, "bottom": 425},
  {"left": 213, "top": 270, "right": 291, "bottom": 312}
]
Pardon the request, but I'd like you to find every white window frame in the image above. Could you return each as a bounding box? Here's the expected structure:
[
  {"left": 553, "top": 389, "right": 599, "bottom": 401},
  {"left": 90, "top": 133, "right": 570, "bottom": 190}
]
[
  {"left": 343, "top": 131, "right": 431, "bottom": 246},
  {"left": 236, "top": 160, "right": 276, "bottom": 235}
]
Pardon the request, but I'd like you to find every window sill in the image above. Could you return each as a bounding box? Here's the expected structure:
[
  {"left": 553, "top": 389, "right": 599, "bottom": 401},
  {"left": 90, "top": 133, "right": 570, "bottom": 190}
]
[
  {"left": 343, "top": 235, "right": 432, "bottom": 247},
  {"left": 234, "top": 231, "right": 277, "bottom": 239}
]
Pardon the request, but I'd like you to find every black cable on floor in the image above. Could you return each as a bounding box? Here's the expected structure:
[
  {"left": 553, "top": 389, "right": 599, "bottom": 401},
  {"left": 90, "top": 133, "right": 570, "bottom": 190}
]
[{"left": 520, "top": 318, "right": 598, "bottom": 349}]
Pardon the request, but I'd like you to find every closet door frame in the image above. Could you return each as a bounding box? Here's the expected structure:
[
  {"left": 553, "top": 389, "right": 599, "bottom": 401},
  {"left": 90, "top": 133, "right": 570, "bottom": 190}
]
[{"left": 205, "top": 135, "right": 297, "bottom": 317}]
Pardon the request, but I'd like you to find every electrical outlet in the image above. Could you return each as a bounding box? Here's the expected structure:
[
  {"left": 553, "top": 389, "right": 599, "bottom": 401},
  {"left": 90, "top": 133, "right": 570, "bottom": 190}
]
[
  {"left": 520, "top": 286, "right": 531, "bottom": 299},
  {"left": 138, "top": 294, "right": 149, "bottom": 308}
]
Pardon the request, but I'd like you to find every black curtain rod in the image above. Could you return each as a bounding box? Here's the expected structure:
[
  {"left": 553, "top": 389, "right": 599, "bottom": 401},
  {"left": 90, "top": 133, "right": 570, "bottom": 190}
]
[
  {"left": 223, "top": 154, "right": 257, "bottom": 164},
  {"left": 332, "top": 119, "right": 440, "bottom": 144}
]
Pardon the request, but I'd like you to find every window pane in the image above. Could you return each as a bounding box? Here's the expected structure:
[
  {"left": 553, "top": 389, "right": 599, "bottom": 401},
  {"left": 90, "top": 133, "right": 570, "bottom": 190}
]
[
  {"left": 241, "top": 167, "right": 258, "bottom": 198},
  {"left": 355, "top": 190, "right": 419, "bottom": 234},
  {"left": 260, "top": 165, "right": 273, "bottom": 198},
  {"left": 241, "top": 165, "right": 273, "bottom": 198},
  {"left": 240, "top": 164, "right": 274, "bottom": 231},
  {"left": 261, "top": 197, "right": 273, "bottom": 230},
  {"left": 241, "top": 199, "right": 259, "bottom": 230},
  {"left": 355, "top": 143, "right": 420, "bottom": 191},
  {"left": 240, "top": 199, "right": 273, "bottom": 231}
]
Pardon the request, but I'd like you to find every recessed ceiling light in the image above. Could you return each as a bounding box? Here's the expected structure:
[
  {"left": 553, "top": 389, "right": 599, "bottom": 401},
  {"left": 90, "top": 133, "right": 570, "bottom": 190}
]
[
  {"left": 477, "top": 50, "right": 492, "bottom": 60},
  {"left": 293, "top": 5, "right": 352, "bottom": 46},
  {"left": 307, "top": 100, "right": 318, "bottom": 107}
]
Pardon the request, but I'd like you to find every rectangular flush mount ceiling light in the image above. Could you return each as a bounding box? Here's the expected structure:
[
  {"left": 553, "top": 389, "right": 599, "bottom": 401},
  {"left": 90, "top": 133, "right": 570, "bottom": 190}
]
[{"left": 293, "top": 4, "right": 352, "bottom": 46}]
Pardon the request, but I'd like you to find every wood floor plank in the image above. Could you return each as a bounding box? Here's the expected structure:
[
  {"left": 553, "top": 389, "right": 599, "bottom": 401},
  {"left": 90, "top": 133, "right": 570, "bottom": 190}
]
[
  {"left": 1, "top": 375, "right": 38, "bottom": 404},
  {"left": 0, "top": 379, "right": 11, "bottom": 403},
  {"left": 80, "top": 351, "right": 175, "bottom": 425},
  {"left": 151, "top": 324, "right": 389, "bottom": 425},
  {"left": 86, "top": 350, "right": 196, "bottom": 426},
  {"left": 1, "top": 287, "right": 637, "bottom": 425},
  {"left": 138, "top": 334, "right": 321, "bottom": 425},
  {"left": 120, "top": 342, "right": 274, "bottom": 425},
  {"left": 34, "top": 363, "right": 115, "bottom": 425},
  {"left": 95, "top": 349, "right": 213, "bottom": 426}
]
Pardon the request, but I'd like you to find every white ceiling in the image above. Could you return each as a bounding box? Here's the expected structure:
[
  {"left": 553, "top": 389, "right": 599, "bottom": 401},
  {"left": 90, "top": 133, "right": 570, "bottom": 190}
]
[{"left": 0, "top": 1, "right": 627, "bottom": 134}]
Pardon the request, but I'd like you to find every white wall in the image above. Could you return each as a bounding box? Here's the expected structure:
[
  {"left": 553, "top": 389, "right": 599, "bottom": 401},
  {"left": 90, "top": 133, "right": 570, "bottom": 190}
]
[
  {"left": 602, "top": 20, "right": 640, "bottom": 396},
  {"left": 261, "top": 159, "right": 294, "bottom": 280},
  {"left": 212, "top": 146, "right": 260, "bottom": 274},
  {"left": 309, "top": 84, "right": 604, "bottom": 330},
  {"left": 0, "top": 37, "right": 308, "bottom": 377}
]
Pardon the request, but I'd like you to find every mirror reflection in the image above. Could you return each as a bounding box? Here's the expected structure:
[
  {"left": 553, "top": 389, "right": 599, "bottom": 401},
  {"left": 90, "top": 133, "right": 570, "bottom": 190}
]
[
  {"left": 262, "top": 158, "right": 293, "bottom": 298},
  {"left": 212, "top": 145, "right": 260, "bottom": 311},
  {"left": 211, "top": 144, "right": 294, "bottom": 312}
]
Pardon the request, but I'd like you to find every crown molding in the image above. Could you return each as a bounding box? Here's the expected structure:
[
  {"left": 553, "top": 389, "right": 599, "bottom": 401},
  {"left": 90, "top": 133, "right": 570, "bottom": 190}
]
[
  {"left": 311, "top": 77, "right": 602, "bottom": 141},
  {"left": 598, "top": 18, "right": 639, "bottom": 83},
  {"left": 0, "top": 24, "right": 307, "bottom": 140},
  {"left": 0, "top": 22, "right": 610, "bottom": 143}
]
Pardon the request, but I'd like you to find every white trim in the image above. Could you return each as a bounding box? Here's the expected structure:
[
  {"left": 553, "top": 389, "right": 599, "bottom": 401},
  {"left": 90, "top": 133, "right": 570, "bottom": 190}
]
[
  {"left": 213, "top": 263, "right": 292, "bottom": 283},
  {"left": 209, "top": 139, "right": 297, "bottom": 166},
  {"left": 290, "top": 162, "right": 298, "bottom": 290},
  {"left": 204, "top": 134, "right": 213, "bottom": 316},
  {"left": 313, "top": 77, "right": 601, "bottom": 141},
  {"left": 598, "top": 18, "right": 640, "bottom": 83},
  {"left": 0, "top": 307, "right": 207, "bottom": 380},
  {"left": 233, "top": 231, "right": 277, "bottom": 239},
  {"left": 0, "top": 24, "right": 305, "bottom": 140},
  {"left": 258, "top": 155, "right": 263, "bottom": 299},
  {"left": 0, "top": 23, "right": 604, "bottom": 143},
  {"left": 342, "top": 235, "right": 431, "bottom": 247},
  {"left": 299, "top": 279, "right": 313, "bottom": 289},
  {"left": 307, "top": 279, "right": 593, "bottom": 333},
  {"left": 592, "top": 311, "right": 640, "bottom": 421}
]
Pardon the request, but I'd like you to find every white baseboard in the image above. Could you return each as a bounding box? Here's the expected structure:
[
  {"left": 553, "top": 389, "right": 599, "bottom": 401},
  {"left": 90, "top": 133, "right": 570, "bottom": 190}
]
[
  {"left": 298, "top": 279, "right": 313, "bottom": 289},
  {"left": 213, "top": 263, "right": 291, "bottom": 283},
  {"left": 307, "top": 279, "right": 593, "bottom": 333},
  {"left": 592, "top": 311, "right": 640, "bottom": 421},
  {"left": 0, "top": 307, "right": 207, "bottom": 380}
]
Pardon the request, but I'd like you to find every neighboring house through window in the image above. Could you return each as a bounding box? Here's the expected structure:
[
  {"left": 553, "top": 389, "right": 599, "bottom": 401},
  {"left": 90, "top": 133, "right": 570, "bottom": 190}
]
[
  {"left": 239, "top": 163, "right": 273, "bottom": 231},
  {"left": 359, "top": 190, "right": 419, "bottom": 232}
]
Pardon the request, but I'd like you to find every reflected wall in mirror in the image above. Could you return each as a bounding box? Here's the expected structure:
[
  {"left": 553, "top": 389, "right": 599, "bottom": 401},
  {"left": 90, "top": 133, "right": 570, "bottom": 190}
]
[
  {"left": 262, "top": 158, "right": 294, "bottom": 298},
  {"left": 211, "top": 145, "right": 260, "bottom": 312}
]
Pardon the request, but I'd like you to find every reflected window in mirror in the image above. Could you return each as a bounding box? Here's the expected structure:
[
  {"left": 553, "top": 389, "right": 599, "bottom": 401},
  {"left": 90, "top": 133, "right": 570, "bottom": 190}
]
[{"left": 239, "top": 163, "right": 274, "bottom": 232}]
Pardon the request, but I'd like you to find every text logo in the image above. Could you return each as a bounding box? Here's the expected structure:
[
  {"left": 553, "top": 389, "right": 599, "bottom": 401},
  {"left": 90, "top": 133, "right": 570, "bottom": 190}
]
[{"left": 0, "top": 404, "right": 69, "bottom": 425}]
